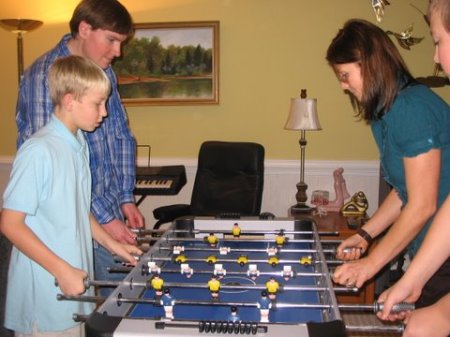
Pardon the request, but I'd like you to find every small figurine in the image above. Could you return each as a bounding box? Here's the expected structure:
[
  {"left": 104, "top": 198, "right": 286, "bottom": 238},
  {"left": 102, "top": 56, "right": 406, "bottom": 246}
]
[
  {"left": 247, "top": 264, "right": 260, "bottom": 280},
  {"left": 281, "top": 265, "right": 294, "bottom": 281},
  {"left": 266, "top": 246, "right": 278, "bottom": 256},
  {"left": 237, "top": 255, "right": 249, "bottom": 266},
  {"left": 213, "top": 264, "right": 227, "bottom": 279},
  {"left": 172, "top": 245, "right": 184, "bottom": 255},
  {"left": 340, "top": 191, "right": 369, "bottom": 216},
  {"left": 268, "top": 256, "right": 279, "bottom": 267},
  {"left": 219, "top": 247, "right": 230, "bottom": 255},
  {"left": 232, "top": 223, "right": 241, "bottom": 238},
  {"left": 228, "top": 306, "right": 240, "bottom": 322},
  {"left": 299, "top": 255, "right": 312, "bottom": 266},
  {"left": 206, "top": 233, "right": 218, "bottom": 246},
  {"left": 175, "top": 254, "right": 187, "bottom": 264},
  {"left": 275, "top": 230, "right": 286, "bottom": 247},
  {"left": 208, "top": 275, "right": 221, "bottom": 299},
  {"left": 151, "top": 274, "right": 164, "bottom": 297},
  {"left": 180, "top": 263, "right": 193, "bottom": 278},
  {"left": 206, "top": 255, "right": 218, "bottom": 265},
  {"left": 265, "top": 277, "right": 280, "bottom": 300},
  {"left": 257, "top": 290, "right": 272, "bottom": 323},
  {"left": 322, "top": 167, "right": 350, "bottom": 212},
  {"left": 145, "top": 261, "right": 161, "bottom": 275},
  {"left": 160, "top": 288, "right": 175, "bottom": 320}
]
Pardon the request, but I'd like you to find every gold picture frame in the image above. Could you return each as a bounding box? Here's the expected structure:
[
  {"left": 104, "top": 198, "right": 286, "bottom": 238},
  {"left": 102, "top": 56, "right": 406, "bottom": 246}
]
[{"left": 113, "top": 21, "right": 220, "bottom": 106}]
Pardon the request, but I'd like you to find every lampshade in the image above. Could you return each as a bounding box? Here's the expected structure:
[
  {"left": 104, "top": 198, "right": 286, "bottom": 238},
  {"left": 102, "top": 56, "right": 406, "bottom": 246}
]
[
  {"left": 0, "top": 19, "right": 43, "bottom": 82},
  {"left": 284, "top": 98, "right": 322, "bottom": 131},
  {"left": 0, "top": 19, "right": 43, "bottom": 33}
]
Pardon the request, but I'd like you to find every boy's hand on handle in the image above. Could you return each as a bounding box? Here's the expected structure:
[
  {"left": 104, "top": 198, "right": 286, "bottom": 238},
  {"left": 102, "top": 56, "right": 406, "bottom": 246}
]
[
  {"left": 54, "top": 266, "right": 88, "bottom": 296},
  {"left": 112, "top": 242, "right": 143, "bottom": 266}
]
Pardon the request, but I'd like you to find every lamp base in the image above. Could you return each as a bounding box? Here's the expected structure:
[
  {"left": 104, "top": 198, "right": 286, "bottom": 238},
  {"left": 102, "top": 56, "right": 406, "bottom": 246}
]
[{"left": 290, "top": 202, "right": 314, "bottom": 214}]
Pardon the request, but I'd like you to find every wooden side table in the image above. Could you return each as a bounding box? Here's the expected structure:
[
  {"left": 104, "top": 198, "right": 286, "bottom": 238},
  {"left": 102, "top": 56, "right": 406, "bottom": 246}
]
[{"left": 293, "top": 211, "right": 375, "bottom": 304}]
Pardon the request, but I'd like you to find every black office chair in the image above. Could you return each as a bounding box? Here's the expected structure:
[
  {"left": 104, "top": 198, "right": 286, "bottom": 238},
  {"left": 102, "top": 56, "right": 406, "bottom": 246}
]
[{"left": 152, "top": 141, "right": 265, "bottom": 230}]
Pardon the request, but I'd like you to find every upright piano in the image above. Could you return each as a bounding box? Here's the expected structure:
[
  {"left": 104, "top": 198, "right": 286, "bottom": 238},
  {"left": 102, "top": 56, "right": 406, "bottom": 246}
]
[{"left": 134, "top": 165, "right": 187, "bottom": 206}]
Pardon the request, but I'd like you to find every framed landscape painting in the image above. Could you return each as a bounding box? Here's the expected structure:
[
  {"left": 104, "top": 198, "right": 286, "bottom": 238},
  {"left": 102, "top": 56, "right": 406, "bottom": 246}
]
[{"left": 113, "top": 21, "right": 220, "bottom": 106}]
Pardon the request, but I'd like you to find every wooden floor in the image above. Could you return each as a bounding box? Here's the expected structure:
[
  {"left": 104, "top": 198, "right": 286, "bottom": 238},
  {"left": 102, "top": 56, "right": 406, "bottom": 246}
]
[{"left": 343, "top": 312, "right": 402, "bottom": 337}]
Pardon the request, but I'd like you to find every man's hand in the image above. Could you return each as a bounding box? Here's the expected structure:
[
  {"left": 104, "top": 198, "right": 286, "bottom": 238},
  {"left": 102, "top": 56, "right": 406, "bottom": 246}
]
[
  {"left": 103, "top": 219, "right": 137, "bottom": 245},
  {"left": 122, "top": 203, "right": 144, "bottom": 229}
]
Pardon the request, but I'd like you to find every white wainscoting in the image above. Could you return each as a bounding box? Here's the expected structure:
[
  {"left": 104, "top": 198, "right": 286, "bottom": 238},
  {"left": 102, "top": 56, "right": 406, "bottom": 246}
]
[{"left": 0, "top": 157, "right": 380, "bottom": 226}]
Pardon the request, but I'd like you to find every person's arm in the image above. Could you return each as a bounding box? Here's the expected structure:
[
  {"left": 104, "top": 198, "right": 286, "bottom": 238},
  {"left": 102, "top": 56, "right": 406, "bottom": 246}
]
[
  {"left": 333, "top": 149, "right": 440, "bottom": 288},
  {"left": 402, "top": 294, "right": 450, "bottom": 337},
  {"left": 336, "top": 189, "right": 403, "bottom": 260},
  {"left": 88, "top": 68, "right": 144, "bottom": 230},
  {"left": 89, "top": 213, "right": 142, "bottom": 265},
  {"left": 378, "top": 195, "right": 450, "bottom": 319},
  {"left": 16, "top": 58, "right": 54, "bottom": 148},
  {"left": 107, "top": 68, "right": 139, "bottom": 207},
  {"left": 0, "top": 209, "right": 87, "bottom": 296}
]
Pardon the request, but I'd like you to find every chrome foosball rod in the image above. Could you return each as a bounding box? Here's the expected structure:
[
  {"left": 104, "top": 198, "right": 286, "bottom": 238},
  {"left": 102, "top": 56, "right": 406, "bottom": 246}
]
[
  {"left": 133, "top": 228, "right": 340, "bottom": 237},
  {"left": 58, "top": 293, "right": 413, "bottom": 314}
]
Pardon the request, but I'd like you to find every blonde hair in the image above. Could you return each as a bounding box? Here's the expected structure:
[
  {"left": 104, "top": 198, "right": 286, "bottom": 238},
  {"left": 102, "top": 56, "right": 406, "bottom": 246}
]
[
  {"left": 428, "top": 0, "right": 450, "bottom": 32},
  {"left": 48, "top": 55, "right": 111, "bottom": 107}
]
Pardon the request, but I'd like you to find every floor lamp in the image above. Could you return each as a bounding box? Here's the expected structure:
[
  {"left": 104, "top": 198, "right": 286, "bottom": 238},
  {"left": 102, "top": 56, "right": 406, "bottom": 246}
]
[
  {"left": 0, "top": 19, "right": 43, "bottom": 82},
  {"left": 285, "top": 89, "right": 322, "bottom": 213}
]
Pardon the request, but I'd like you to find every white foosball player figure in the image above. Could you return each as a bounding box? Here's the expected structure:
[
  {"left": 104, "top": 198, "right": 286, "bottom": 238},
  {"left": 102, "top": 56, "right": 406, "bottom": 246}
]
[
  {"left": 147, "top": 261, "right": 161, "bottom": 275},
  {"left": 160, "top": 288, "right": 175, "bottom": 320},
  {"left": 214, "top": 264, "right": 226, "bottom": 279},
  {"left": 173, "top": 245, "right": 185, "bottom": 255},
  {"left": 257, "top": 291, "right": 272, "bottom": 322},
  {"left": 247, "top": 264, "right": 260, "bottom": 280},
  {"left": 281, "top": 265, "right": 294, "bottom": 281},
  {"left": 180, "top": 263, "right": 193, "bottom": 278}
]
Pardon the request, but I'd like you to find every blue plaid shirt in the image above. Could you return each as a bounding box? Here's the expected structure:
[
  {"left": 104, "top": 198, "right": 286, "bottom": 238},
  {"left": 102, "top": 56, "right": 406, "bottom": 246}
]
[{"left": 16, "top": 34, "right": 137, "bottom": 224}]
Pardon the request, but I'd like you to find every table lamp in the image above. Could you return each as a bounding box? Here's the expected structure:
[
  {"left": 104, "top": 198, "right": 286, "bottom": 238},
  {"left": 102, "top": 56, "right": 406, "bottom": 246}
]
[
  {"left": 0, "top": 19, "right": 43, "bottom": 82},
  {"left": 285, "top": 89, "right": 322, "bottom": 213}
]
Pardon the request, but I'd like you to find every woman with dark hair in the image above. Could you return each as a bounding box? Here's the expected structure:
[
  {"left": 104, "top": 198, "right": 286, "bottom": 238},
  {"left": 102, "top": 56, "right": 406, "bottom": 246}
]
[{"left": 326, "top": 18, "right": 450, "bottom": 311}]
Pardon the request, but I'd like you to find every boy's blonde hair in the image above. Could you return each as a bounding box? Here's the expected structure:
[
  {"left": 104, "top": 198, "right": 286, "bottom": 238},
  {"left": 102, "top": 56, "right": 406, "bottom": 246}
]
[
  {"left": 48, "top": 55, "right": 111, "bottom": 107},
  {"left": 428, "top": 0, "right": 450, "bottom": 32}
]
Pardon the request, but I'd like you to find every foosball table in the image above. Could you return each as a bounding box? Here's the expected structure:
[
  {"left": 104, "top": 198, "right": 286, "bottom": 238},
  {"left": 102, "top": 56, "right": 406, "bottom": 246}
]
[{"left": 78, "top": 217, "right": 405, "bottom": 337}]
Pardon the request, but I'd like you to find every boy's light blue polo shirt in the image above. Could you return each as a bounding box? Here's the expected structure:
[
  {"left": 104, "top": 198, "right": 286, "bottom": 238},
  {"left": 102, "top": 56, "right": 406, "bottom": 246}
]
[{"left": 3, "top": 115, "right": 95, "bottom": 333}]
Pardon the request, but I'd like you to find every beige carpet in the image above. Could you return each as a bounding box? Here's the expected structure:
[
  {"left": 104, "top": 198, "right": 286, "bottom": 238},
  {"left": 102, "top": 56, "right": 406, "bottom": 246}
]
[{"left": 342, "top": 312, "right": 402, "bottom": 337}]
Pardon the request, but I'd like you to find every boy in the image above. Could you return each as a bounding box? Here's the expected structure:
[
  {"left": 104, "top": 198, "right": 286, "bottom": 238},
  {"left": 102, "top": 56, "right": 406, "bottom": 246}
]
[
  {"left": 377, "top": 1, "right": 450, "bottom": 336},
  {"left": 0, "top": 55, "right": 141, "bottom": 337}
]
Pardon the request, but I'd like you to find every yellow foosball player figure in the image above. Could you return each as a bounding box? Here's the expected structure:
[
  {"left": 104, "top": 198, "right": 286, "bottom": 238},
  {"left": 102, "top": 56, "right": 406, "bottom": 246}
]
[
  {"left": 206, "top": 233, "right": 218, "bottom": 246},
  {"left": 208, "top": 275, "right": 221, "bottom": 299},
  {"left": 151, "top": 274, "right": 164, "bottom": 297},
  {"left": 232, "top": 223, "right": 241, "bottom": 238},
  {"left": 275, "top": 230, "right": 286, "bottom": 247},
  {"left": 266, "top": 277, "right": 280, "bottom": 300}
]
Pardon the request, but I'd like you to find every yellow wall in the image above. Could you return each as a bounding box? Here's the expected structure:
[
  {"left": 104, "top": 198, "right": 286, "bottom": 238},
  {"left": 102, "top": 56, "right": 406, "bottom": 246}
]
[{"left": 0, "top": 0, "right": 448, "bottom": 160}]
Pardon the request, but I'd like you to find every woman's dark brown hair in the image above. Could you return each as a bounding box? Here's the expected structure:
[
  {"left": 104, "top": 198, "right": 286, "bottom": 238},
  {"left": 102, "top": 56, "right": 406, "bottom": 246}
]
[{"left": 326, "top": 19, "right": 414, "bottom": 122}]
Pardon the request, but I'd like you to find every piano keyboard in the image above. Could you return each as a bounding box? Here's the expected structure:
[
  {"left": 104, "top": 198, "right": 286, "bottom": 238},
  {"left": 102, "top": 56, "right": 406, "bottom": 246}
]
[
  {"left": 134, "top": 165, "right": 187, "bottom": 206},
  {"left": 135, "top": 178, "right": 173, "bottom": 190}
]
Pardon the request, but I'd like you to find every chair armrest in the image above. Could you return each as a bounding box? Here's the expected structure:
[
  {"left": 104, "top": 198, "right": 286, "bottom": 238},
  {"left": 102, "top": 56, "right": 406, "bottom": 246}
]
[{"left": 152, "top": 204, "right": 191, "bottom": 230}]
